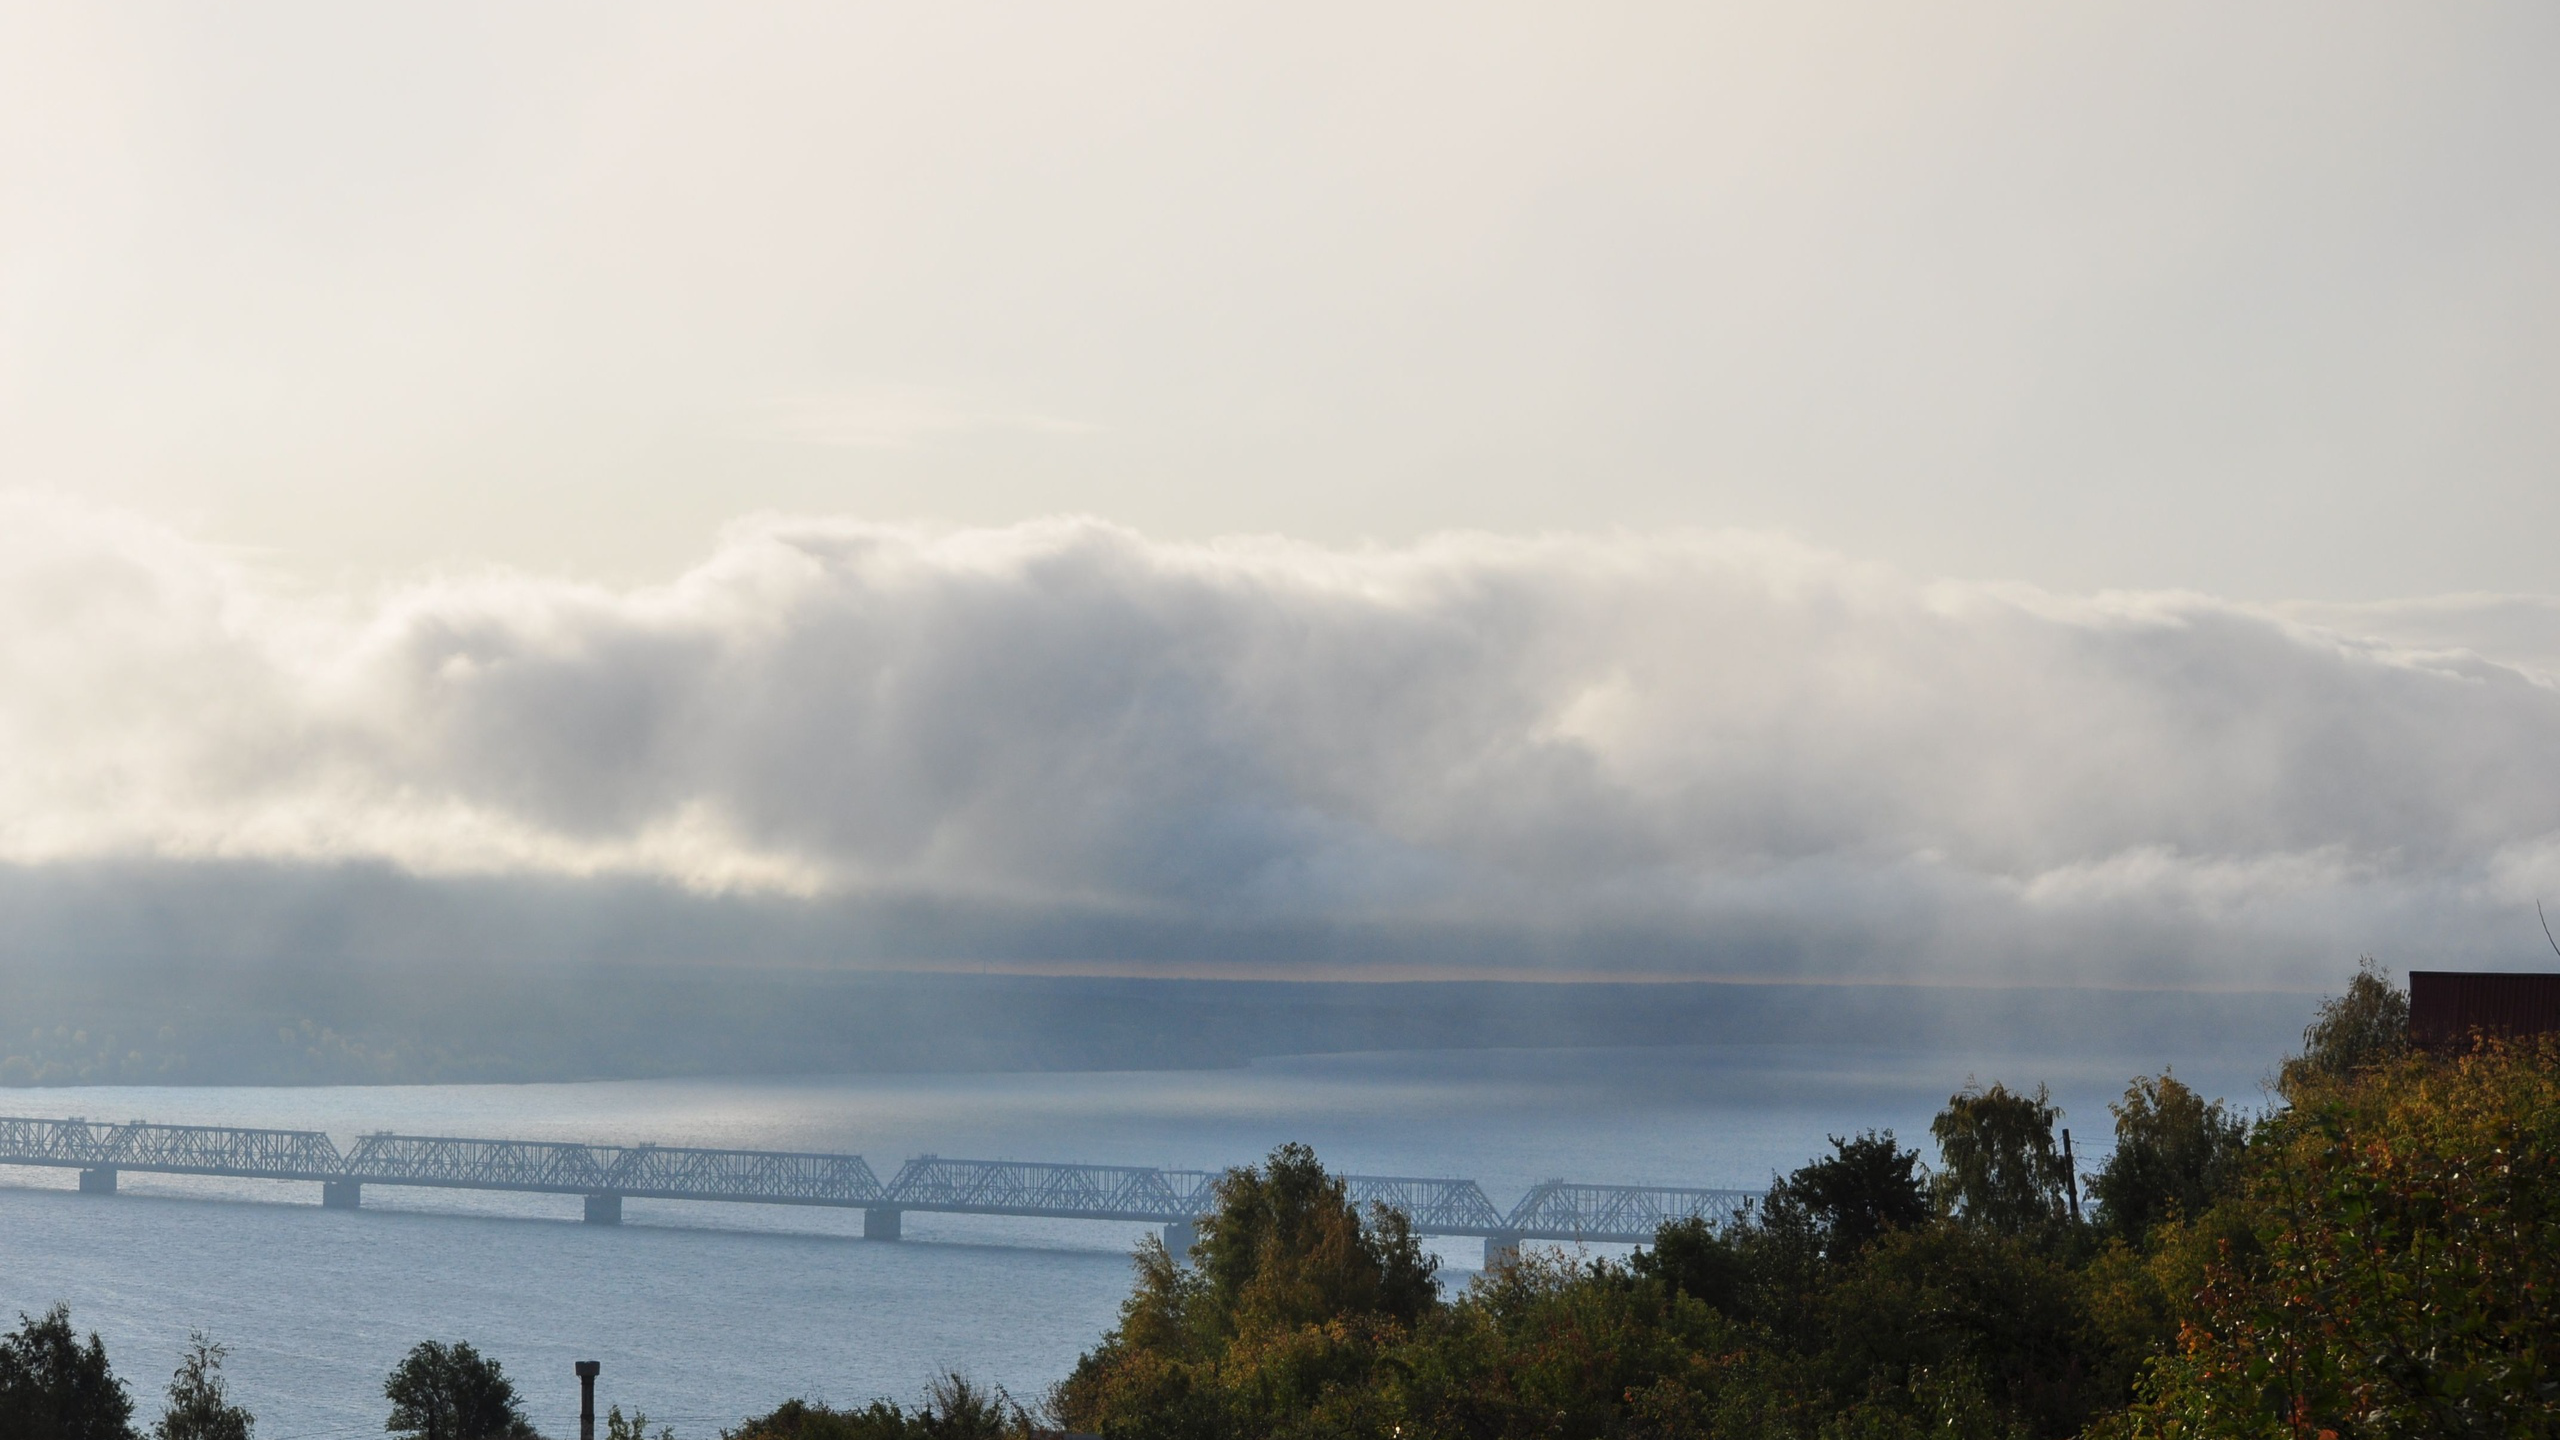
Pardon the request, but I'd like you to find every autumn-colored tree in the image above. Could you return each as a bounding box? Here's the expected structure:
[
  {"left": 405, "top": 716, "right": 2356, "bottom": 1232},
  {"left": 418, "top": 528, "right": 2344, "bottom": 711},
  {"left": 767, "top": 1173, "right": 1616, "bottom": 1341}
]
[
  {"left": 1052, "top": 1143, "right": 1437, "bottom": 1440},
  {"left": 2109, "top": 1040, "right": 2560, "bottom": 1439}
]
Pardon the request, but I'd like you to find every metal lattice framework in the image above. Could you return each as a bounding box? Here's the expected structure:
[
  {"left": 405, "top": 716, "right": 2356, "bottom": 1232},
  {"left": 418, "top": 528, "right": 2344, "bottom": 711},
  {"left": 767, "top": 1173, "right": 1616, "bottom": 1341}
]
[
  {"left": 1503, "top": 1182, "right": 1756, "bottom": 1239},
  {"left": 343, "top": 1134, "right": 619, "bottom": 1193},
  {"left": 1163, "top": 1169, "right": 1223, "bottom": 1213},
  {"left": 607, "top": 1144, "right": 885, "bottom": 1206},
  {"left": 886, "top": 1157, "right": 1189, "bottom": 1219},
  {"left": 0, "top": 1116, "right": 345, "bottom": 1178},
  {"left": 1344, "top": 1175, "right": 1508, "bottom": 1234},
  {"left": 0, "top": 1113, "right": 1753, "bottom": 1243}
]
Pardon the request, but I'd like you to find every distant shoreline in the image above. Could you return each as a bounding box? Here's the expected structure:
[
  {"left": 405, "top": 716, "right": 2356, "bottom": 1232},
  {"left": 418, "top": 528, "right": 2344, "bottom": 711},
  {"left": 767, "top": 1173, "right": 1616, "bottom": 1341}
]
[{"left": 0, "top": 967, "right": 2311, "bottom": 1088}]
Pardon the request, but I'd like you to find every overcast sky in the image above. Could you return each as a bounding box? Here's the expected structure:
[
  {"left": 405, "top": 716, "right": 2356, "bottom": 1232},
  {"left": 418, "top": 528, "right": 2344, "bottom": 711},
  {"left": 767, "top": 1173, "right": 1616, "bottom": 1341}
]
[{"left": 2, "top": 4, "right": 2555, "bottom": 986}]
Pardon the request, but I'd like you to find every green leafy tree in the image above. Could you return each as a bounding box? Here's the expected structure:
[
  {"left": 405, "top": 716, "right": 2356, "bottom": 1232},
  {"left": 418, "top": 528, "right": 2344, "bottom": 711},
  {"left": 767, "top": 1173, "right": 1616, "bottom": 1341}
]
[
  {"left": 2277, "top": 956, "right": 2406, "bottom": 1099},
  {"left": 1770, "top": 1130, "right": 1932, "bottom": 1259},
  {"left": 383, "top": 1342, "right": 538, "bottom": 1440},
  {"left": 153, "top": 1334, "right": 252, "bottom": 1440},
  {"left": 1932, "top": 1081, "right": 2072, "bottom": 1236},
  {"left": 0, "top": 1304, "right": 138, "bottom": 1440},
  {"left": 2089, "top": 1072, "right": 2248, "bottom": 1243},
  {"left": 1627, "top": 1214, "right": 1761, "bottom": 1317}
]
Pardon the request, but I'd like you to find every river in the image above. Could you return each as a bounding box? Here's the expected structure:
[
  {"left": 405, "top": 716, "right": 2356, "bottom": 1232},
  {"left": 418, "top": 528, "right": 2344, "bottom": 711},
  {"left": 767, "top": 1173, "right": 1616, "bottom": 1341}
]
[{"left": 0, "top": 1040, "right": 2275, "bottom": 1438}]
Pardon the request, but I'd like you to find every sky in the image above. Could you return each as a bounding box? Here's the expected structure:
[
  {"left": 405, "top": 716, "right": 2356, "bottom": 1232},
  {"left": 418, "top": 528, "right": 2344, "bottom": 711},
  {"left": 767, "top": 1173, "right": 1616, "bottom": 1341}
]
[{"left": 2, "top": 3, "right": 2556, "bottom": 989}]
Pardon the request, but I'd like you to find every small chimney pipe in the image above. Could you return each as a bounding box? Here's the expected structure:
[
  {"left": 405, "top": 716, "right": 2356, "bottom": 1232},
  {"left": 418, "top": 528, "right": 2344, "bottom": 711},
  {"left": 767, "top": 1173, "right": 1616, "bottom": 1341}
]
[{"left": 576, "top": 1360, "right": 600, "bottom": 1440}]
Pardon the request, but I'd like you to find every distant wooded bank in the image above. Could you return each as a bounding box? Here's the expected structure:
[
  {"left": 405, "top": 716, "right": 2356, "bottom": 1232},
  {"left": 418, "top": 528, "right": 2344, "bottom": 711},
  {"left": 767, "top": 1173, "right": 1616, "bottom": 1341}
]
[{"left": 0, "top": 964, "right": 2308, "bottom": 1086}]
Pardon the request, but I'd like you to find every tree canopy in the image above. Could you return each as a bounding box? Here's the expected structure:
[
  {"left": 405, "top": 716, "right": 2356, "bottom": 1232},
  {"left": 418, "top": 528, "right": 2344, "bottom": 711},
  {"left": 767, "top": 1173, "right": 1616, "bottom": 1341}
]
[
  {"left": 1931, "top": 1079, "right": 2072, "bottom": 1235},
  {"left": 0, "top": 1305, "right": 137, "bottom": 1440},
  {"left": 152, "top": 1334, "right": 252, "bottom": 1440},
  {"left": 383, "top": 1342, "right": 538, "bottom": 1440}
]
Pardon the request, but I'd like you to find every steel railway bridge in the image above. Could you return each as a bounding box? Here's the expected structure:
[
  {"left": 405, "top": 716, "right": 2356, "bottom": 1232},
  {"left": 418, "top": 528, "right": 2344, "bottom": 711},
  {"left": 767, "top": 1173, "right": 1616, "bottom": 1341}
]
[{"left": 0, "top": 1115, "right": 1751, "bottom": 1265}]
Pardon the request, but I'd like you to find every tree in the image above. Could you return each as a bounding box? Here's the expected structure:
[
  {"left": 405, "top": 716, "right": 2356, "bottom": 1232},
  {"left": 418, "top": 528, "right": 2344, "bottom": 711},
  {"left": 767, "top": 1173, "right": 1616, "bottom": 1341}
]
[
  {"left": 2278, "top": 956, "right": 2406, "bottom": 1099},
  {"left": 721, "top": 1376, "right": 1022, "bottom": 1440},
  {"left": 1052, "top": 1143, "right": 1440, "bottom": 1437},
  {"left": 1191, "top": 1141, "right": 1439, "bottom": 1336},
  {"left": 0, "top": 1304, "right": 137, "bottom": 1440},
  {"left": 1931, "top": 1080, "right": 2071, "bottom": 1236},
  {"left": 154, "top": 1334, "right": 252, "bottom": 1440},
  {"left": 2088, "top": 1072, "right": 2247, "bottom": 1243},
  {"left": 1769, "top": 1129, "right": 1932, "bottom": 1258},
  {"left": 2109, "top": 1040, "right": 2560, "bottom": 1438},
  {"left": 605, "top": 1407, "right": 672, "bottom": 1440},
  {"left": 384, "top": 1342, "right": 538, "bottom": 1440}
]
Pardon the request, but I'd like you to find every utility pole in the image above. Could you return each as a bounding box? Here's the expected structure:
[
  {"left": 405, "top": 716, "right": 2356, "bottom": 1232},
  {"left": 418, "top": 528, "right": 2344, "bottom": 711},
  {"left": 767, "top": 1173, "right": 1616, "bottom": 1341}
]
[
  {"left": 576, "top": 1360, "right": 600, "bottom": 1440},
  {"left": 2060, "top": 1129, "right": 2081, "bottom": 1224}
]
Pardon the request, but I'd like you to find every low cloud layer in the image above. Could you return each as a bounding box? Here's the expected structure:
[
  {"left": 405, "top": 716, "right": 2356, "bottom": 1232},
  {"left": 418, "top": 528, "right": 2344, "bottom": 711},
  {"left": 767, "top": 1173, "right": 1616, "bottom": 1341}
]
[{"left": 4, "top": 497, "right": 2555, "bottom": 986}]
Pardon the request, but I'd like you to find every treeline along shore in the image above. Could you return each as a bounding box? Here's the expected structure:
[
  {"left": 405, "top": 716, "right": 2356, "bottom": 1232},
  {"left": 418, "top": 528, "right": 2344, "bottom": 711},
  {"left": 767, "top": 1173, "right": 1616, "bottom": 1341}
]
[
  {"left": 0, "top": 962, "right": 2309, "bottom": 1085},
  {"left": 7, "top": 963, "right": 2555, "bottom": 1439}
]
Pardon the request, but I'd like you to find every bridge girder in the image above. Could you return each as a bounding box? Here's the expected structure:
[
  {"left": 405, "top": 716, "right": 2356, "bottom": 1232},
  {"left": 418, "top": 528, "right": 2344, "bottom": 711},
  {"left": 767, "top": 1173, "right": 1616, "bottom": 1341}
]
[{"left": 0, "top": 1115, "right": 1753, "bottom": 1244}]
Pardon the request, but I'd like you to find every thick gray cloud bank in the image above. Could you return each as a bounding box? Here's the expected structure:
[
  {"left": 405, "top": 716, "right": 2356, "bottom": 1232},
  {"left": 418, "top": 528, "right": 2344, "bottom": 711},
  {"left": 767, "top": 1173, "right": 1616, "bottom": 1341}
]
[{"left": 4, "top": 497, "right": 2556, "bottom": 986}]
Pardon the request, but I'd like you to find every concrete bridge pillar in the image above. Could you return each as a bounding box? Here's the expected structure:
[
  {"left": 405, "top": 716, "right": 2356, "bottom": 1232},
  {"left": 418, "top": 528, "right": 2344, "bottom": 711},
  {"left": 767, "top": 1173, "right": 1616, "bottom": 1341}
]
[
  {"left": 322, "top": 1180, "right": 363, "bottom": 1210},
  {"left": 1482, "top": 1232, "right": 1521, "bottom": 1269},
  {"left": 77, "top": 1167, "right": 116, "bottom": 1195},
  {"left": 583, "top": 1193, "right": 623, "bottom": 1225},
  {"left": 864, "top": 1206, "right": 903, "bottom": 1240},
  {"left": 1161, "top": 1219, "right": 1199, "bottom": 1257}
]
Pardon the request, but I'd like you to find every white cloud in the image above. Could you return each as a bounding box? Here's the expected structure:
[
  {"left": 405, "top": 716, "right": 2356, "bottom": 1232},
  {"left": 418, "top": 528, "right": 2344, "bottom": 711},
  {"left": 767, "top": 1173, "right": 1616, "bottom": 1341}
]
[{"left": 3, "top": 495, "right": 2556, "bottom": 984}]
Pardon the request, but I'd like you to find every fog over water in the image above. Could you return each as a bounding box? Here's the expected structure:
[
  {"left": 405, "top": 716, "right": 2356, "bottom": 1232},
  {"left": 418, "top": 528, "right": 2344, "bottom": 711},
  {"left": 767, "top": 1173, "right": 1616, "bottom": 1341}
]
[{"left": 0, "top": 1038, "right": 2280, "bottom": 1438}]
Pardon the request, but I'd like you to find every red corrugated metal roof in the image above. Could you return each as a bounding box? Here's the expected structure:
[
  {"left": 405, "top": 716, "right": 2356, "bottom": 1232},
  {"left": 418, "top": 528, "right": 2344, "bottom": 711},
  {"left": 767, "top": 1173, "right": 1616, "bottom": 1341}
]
[{"left": 2408, "top": 971, "right": 2560, "bottom": 1050}]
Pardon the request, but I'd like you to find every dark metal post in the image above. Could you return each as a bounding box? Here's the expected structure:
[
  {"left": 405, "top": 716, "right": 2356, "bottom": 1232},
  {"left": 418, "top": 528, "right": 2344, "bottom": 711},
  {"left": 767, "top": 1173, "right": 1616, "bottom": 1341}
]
[
  {"left": 2060, "top": 1129, "right": 2081, "bottom": 1224},
  {"left": 576, "top": 1360, "right": 599, "bottom": 1440}
]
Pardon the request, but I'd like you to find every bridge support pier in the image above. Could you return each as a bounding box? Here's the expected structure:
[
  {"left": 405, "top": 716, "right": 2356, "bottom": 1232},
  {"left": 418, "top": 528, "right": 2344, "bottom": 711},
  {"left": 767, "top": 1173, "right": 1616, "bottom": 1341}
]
[
  {"left": 322, "top": 1180, "right": 362, "bottom": 1210},
  {"left": 1161, "top": 1219, "right": 1199, "bottom": 1257},
  {"left": 77, "top": 1166, "right": 116, "bottom": 1195},
  {"left": 864, "top": 1207, "right": 902, "bottom": 1241},
  {"left": 1482, "top": 1232, "right": 1521, "bottom": 1269},
  {"left": 583, "top": 1193, "right": 623, "bottom": 1225}
]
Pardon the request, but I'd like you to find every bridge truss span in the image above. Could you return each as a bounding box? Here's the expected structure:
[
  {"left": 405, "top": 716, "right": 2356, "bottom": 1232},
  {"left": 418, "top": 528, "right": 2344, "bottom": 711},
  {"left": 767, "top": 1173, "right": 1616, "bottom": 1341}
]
[
  {"left": 607, "top": 1143, "right": 885, "bottom": 1206},
  {"left": 1343, "top": 1175, "right": 1508, "bottom": 1235},
  {"left": 1502, "top": 1182, "right": 1758, "bottom": 1242},
  {"left": 343, "top": 1133, "right": 621, "bottom": 1195},
  {"left": 0, "top": 1116, "right": 345, "bottom": 1180},
  {"left": 0, "top": 1113, "right": 1758, "bottom": 1254},
  {"left": 887, "top": 1156, "right": 1190, "bottom": 1220}
]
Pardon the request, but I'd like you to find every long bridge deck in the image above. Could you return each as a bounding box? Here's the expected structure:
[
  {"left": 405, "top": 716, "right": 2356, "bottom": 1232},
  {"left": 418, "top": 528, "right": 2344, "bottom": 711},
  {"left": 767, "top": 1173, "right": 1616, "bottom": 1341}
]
[{"left": 0, "top": 1115, "right": 1752, "bottom": 1264}]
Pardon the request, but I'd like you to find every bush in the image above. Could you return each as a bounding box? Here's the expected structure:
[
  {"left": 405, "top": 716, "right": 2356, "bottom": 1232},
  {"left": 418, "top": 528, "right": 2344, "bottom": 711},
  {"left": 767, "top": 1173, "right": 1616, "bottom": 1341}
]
[{"left": 725, "top": 1376, "right": 1023, "bottom": 1440}]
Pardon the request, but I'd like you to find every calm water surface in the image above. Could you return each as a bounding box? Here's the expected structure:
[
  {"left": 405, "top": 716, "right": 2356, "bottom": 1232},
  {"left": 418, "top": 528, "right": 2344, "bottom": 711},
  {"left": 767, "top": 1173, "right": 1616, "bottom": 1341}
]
[{"left": 0, "top": 1043, "right": 2272, "bottom": 1438}]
